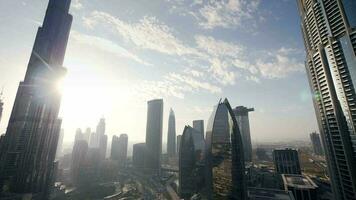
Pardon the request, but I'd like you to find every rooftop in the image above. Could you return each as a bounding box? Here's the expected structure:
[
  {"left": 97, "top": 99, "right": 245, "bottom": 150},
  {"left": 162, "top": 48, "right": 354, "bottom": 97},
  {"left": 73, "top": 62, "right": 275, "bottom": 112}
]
[
  {"left": 282, "top": 174, "right": 318, "bottom": 189},
  {"left": 248, "top": 187, "right": 295, "bottom": 200}
]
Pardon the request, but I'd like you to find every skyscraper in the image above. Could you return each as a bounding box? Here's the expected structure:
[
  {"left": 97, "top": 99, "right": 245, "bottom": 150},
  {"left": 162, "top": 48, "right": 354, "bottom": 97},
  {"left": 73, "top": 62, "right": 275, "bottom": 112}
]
[
  {"left": 179, "top": 126, "right": 205, "bottom": 198},
  {"left": 233, "top": 106, "right": 254, "bottom": 162},
  {"left": 193, "top": 120, "right": 204, "bottom": 139},
  {"left": 310, "top": 132, "right": 324, "bottom": 156},
  {"left": 273, "top": 148, "right": 301, "bottom": 175},
  {"left": 71, "top": 135, "right": 88, "bottom": 185},
  {"left": 144, "top": 99, "right": 163, "bottom": 174},
  {"left": 99, "top": 134, "right": 108, "bottom": 160},
  {"left": 205, "top": 99, "right": 246, "bottom": 199},
  {"left": 133, "top": 143, "right": 146, "bottom": 169},
  {"left": 0, "top": 0, "right": 72, "bottom": 198},
  {"left": 177, "top": 135, "right": 182, "bottom": 154},
  {"left": 90, "top": 118, "right": 106, "bottom": 148},
  {"left": 167, "top": 108, "right": 176, "bottom": 157},
  {"left": 111, "top": 134, "right": 128, "bottom": 167},
  {"left": 56, "top": 129, "right": 64, "bottom": 158},
  {"left": 297, "top": 0, "right": 356, "bottom": 199}
]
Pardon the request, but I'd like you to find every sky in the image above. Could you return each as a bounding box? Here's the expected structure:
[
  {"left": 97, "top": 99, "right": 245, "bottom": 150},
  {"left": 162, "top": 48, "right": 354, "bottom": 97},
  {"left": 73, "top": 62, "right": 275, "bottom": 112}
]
[{"left": 0, "top": 0, "right": 318, "bottom": 146}]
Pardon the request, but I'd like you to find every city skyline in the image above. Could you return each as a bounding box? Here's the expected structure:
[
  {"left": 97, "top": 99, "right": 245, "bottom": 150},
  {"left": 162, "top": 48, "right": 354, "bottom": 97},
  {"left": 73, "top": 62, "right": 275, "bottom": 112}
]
[{"left": 0, "top": 0, "right": 318, "bottom": 144}]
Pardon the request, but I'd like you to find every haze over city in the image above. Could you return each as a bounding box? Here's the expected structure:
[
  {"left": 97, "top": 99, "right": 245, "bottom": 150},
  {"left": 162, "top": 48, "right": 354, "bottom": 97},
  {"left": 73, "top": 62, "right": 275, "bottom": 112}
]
[{"left": 0, "top": 0, "right": 317, "bottom": 144}]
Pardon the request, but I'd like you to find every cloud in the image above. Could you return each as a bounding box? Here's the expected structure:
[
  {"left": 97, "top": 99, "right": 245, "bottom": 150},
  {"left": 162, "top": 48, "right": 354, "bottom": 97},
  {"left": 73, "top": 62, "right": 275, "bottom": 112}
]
[
  {"left": 166, "top": 0, "right": 261, "bottom": 30},
  {"left": 70, "top": 31, "right": 152, "bottom": 66},
  {"left": 195, "top": 35, "right": 243, "bottom": 58},
  {"left": 72, "top": 0, "right": 83, "bottom": 10},
  {"left": 256, "top": 47, "right": 304, "bottom": 79},
  {"left": 83, "top": 11, "right": 200, "bottom": 56}
]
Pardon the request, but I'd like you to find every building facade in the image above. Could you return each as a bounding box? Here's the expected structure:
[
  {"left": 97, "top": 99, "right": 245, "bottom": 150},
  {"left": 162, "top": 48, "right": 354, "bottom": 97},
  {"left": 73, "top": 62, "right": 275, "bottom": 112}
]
[
  {"left": 167, "top": 108, "right": 176, "bottom": 157},
  {"left": 273, "top": 149, "right": 301, "bottom": 175},
  {"left": 233, "top": 106, "right": 254, "bottom": 162},
  {"left": 133, "top": 143, "right": 146, "bottom": 169},
  {"left": 144, "top": 99, "right": 163, "bottom": 174},
  {"left": 193, "top": 120, "right": 204, "bottom": 139},
  {"left": 205, "top": 99, "right": 246, "bottom": 199},
  {"left": 310, "top": 132, "right": 324, "bottom": 156},
  {"left": 297, "top": 0, "right": 356, "bottom": 199},
  {"left": 0, "top": 0, "right": 72, "bottom": 198},
  {"left": 111, "top": 134, "right": 128, "bottom": 167},
  {"left": 71, "top": 139, "right": 88, "bottom": 185},
  {"left": 282, "top": 174, "right": 318, "bottom": 200},
  {"left": 177, "top": 135, "right": 182, "bottom": 154},
  {"left": 179, "top": 126, "right": 205, "bottom": 198}
]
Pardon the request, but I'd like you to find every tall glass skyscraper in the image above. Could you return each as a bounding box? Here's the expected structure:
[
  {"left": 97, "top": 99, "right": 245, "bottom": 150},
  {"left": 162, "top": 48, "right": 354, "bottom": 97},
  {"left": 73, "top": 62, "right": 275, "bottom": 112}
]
[
  {"left": 297, "top": 0, "right": 356, "bottom": 199},
  {"left": 167, "top": 108, "right": 176, "bottom": 157},
  {"left": 145, "top": 99, "right": 163, "bottom": 174},
  {"left": 205, "top": 99, "right": 246, "bottom": 199},
  {"left": 0, "top": 0, "right": 72, "bottom": 198},
  {"left": 233, "top": 106, "right": 254, "bottom": 162}
]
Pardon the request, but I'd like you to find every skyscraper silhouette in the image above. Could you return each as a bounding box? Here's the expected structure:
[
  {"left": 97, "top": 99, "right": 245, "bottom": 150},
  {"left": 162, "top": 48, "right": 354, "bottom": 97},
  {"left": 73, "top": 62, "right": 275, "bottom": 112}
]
[
  {"left": 310, "top": 132, "right": 324, "bottom": 156},
  {"left": 233, "top": 106, "right": 254, "bottom": 162},
  {"left": 0, "top": 0, "right": 72, "bottom": 198},
  {"left": 145, "top": 99, "right": 163, "bottom": 175},
  {"left": 205, "top": 99, "right": 246, "bottom": 199},
  {"left": 297, "top": 0, "right": 356, "bottom": 199},
  {"left": 167, "top": 108, "right": 176, "bottom": 157},
  {"left": 193, "top": 120, "right": 204, "bottom": 139}
]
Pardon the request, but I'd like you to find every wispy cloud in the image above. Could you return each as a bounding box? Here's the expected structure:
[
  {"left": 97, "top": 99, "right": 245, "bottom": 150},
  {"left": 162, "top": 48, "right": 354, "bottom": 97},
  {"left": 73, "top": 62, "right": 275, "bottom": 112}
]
[
  {"left": 70, "top": 31, "right": 152, "bottom": 66},
  {"left": 166, "top": 0, "right": 261, "bottom": 30},
  {"left": 84, "top": 11, "right": 199, "bottom": 56}
]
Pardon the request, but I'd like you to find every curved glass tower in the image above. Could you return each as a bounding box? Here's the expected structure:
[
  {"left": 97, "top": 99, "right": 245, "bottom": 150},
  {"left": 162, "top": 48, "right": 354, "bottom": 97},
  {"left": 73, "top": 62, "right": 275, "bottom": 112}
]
[
  {"left": 205, "top": 98, "right": 246, "bottom": 200},
  {"left": 297, "top": 0, "right": 356, "bottom": 199}
]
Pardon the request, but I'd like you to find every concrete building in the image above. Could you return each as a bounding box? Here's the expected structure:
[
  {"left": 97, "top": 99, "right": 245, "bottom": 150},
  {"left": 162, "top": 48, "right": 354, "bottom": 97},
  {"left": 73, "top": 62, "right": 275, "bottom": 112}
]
[
  {"left": 71, "top": 139, "right": 88, "bottom": 185},
  {"left": 273, "top": 148, "right": 301, "bottom": 175},
  {"left": 56, "top": 129, "right": 64, "bottom": 158},
  {"left": 0, "top": 0, "right": 72, "bottom": 198},
  {"left": 177, "top": 135, "right": 182, "bottom": 154},
  {"left": 233, "top": 106, "right": 254, "bottom": 162},
  {"left": 111, "top": 134, "right": 128, "bottom": 167},
  {"left": 179, "top": 126, "right": 205, "bottom": 198},
  {"left": 144, "top": 99, "right": 163, "bottom": 174},
  {"left": 167, "top": 108, "right": 176, "bottom": 157},
  {"left": 193, "top": 120, "right": 204, "bottom": 139},
  {"left": 205, "top": 98, "right": 246, "bottom": 199},
  {"left": 297, "top": 0, "right": 356, "bottom": 199},
  {"left": 133, "top": 143, "right": 146, "bottom": 169},
  {"left": 282, "top": 174, "right": 318, "bottom": 200},
  {"left": 309, "top": 132, "right": 324, "bottom": 156}
]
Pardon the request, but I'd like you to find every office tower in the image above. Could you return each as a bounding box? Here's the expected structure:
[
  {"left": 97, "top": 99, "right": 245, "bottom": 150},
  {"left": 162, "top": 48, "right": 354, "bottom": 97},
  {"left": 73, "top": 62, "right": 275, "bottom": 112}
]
[
  {"left": 167, "top": 108, "right": 176, "bottom": 157},
  {"left": 177, "top": 135, "right": 182, "bottom": 153},
  {"left": 233, "top": 106, "right": 254, "bottom": 162},
  {"left": 310, "top": 132, "right": 324, "bottom": 156},
  {"left": 99, "top": 134, "right": 107, "bottom": 160},
  {"left": 205, "top": 98, "right": 246, "bottom": 199},
  {"left": 56, "top": 129, "right": 64, "bottom": 158},
  {"left": 75, "top": 128, "right": 84, "bottom": 141},
  {"left": 83, "top": 127, "right": 91, "bottom": 143},
  {"left": 144, "top": 99, "right": 163, "bottom": 174},
  {"left": 297, "top": 0, "right": 356, "bottom": 199},
  {"left": 71, "top": 139, "right": 88, "bottom": 185},
  {"left": 111, "top": 134, "right": 128, "bottom": 167},
  {"left": 0, "top": 0, "right": 72, "bottom": 198},
  {"left": 179, "top": 126, "right": 205, "bottom": 198},
  {"left": 193, "top": 120, "right": 204, "bottom": 139},
  {"left": 90, "top": 118, "right": 106, "bottom": 148},
  {"left": 273, "top": 148, "right": 301, "bottom": 175},
  {"left": 111, "top": 135, "right": 119, "bottom": 160},
  {"left": 133, "top": 143, "right": 146, "bottom": 169},
  {"left": 282, "top": 174, "right": 318, "bottom": 200},
  {"left": 248, "top": 188, "right": 295, "bottom": 200}
]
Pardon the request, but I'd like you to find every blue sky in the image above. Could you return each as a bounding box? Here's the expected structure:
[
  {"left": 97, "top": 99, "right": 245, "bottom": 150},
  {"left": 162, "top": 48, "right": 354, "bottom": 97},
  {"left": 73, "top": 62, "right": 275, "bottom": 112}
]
[{"left": 0, "top": 0, "right": 317, "bottom": 144}]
